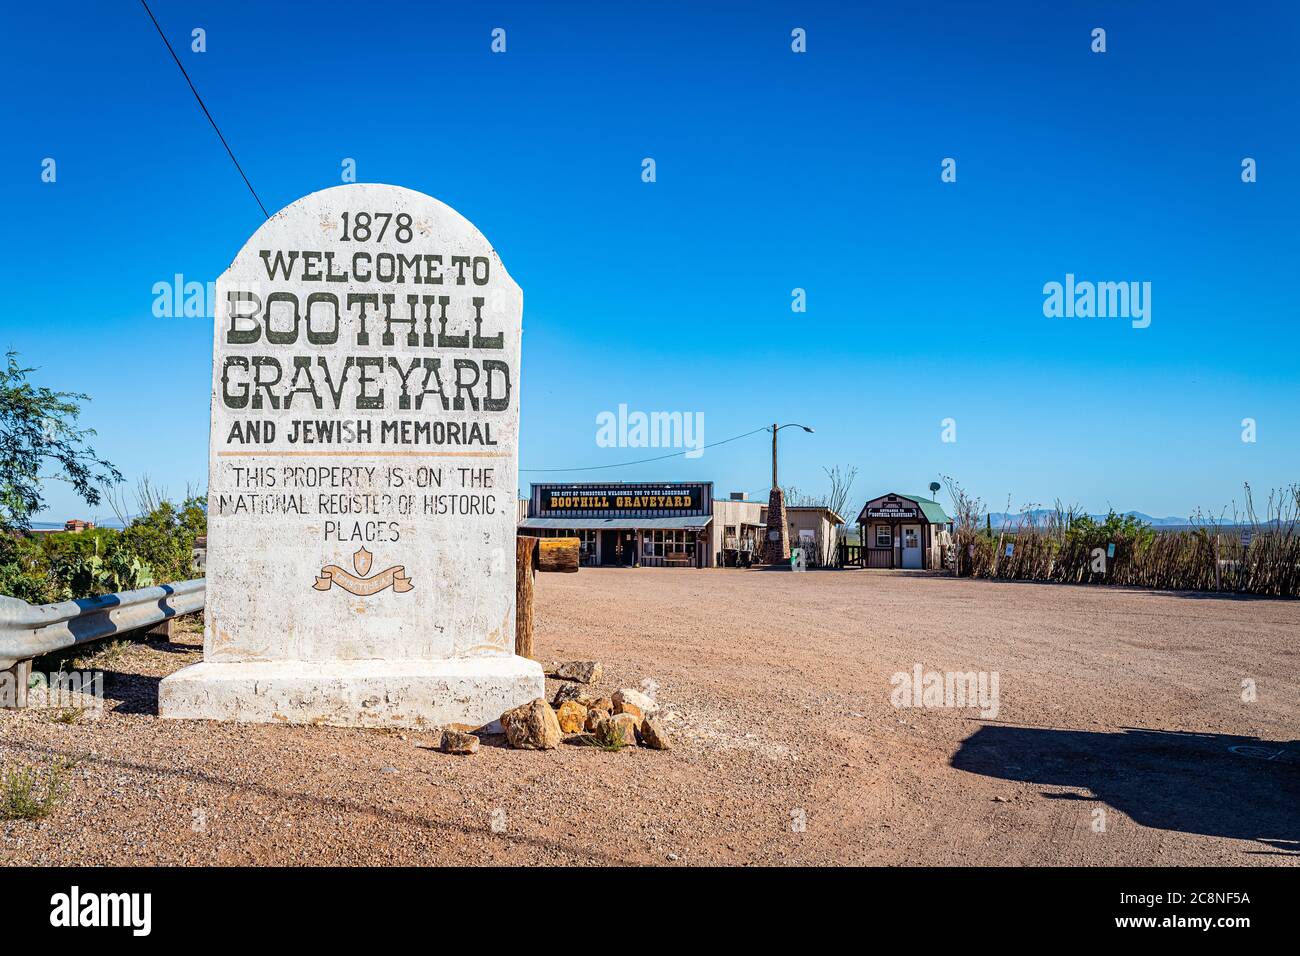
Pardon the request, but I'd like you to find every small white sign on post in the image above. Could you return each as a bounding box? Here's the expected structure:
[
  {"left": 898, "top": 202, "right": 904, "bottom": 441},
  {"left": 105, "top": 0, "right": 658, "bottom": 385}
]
[{"left": 160, "top": 184, "right": 544, "bottom": 728}]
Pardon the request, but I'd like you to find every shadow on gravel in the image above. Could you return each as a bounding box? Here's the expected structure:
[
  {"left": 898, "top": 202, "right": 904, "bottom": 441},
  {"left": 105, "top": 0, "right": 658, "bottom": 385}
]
[
  {"left": 142, "top": 636, "right": 201, "bottom": 655},
  {"left": 99, "top": 671, "right": 162, "bottom": 716},
  {"left": 952, "top": 725, "right": 1300, "bottom": 852}
]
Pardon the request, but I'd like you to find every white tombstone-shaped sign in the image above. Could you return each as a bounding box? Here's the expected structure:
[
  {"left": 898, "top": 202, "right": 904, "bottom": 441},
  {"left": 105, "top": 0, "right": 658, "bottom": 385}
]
[{"left": 160, "top": 184, "right": 544, "bottom": 728}]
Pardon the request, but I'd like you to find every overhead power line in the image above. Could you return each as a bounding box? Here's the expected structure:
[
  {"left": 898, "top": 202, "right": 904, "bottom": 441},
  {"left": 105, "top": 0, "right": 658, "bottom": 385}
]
[
  {"left": 520, "top": 426, "right": 770, "bottom": 473},
  {"left": 138, "top": 0, "right": 269, "bottom": 219},
  {"left": 132, "top": 10, "right": 770, "bottom": 481}
]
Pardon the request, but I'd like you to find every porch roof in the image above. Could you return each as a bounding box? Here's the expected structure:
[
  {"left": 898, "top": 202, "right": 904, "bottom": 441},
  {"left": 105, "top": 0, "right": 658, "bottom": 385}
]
[
  {"left": 519, "top": 516, "right": 712, "bottom": 531},
  {"left": 855, "top": 493, "right": 952, "bottom": 526}
]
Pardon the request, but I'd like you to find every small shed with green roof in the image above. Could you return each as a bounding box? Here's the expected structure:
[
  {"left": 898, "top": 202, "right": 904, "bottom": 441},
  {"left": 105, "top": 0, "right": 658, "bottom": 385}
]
[{"left": 854, "top": 492, "right": 953, "bottom": 570}]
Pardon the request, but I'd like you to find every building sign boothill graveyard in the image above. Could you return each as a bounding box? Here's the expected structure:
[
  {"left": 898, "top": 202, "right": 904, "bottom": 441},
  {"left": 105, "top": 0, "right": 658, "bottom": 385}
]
[
  {"left": 536, "top": 483, "right": 706, "bottom": 516},
  {"left": 204, "top": 184, "right": 522, "bottom": 663}
]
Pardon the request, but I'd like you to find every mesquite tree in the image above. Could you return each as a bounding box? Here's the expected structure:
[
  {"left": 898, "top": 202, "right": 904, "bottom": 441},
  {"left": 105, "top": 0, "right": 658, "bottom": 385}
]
[{"left": 0, "top": 352, "right": 121, "bottom": 532}]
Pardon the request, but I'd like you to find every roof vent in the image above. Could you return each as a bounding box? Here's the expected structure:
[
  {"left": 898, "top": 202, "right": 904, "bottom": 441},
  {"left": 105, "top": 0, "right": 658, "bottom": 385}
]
[{"left": 729, "top": 492, "right": 747, "bottom": 500}]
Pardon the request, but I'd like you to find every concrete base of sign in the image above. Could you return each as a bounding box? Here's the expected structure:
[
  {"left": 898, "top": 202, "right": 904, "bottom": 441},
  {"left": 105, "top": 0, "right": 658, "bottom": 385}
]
[{"left": 158, "top": 656, "right": 544, "bottom": 730}]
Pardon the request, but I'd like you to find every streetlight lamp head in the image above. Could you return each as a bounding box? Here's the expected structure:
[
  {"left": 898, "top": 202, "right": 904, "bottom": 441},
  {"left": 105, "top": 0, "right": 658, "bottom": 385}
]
[{"left": 802, "top": 426, "right": 815, "bottom": 433}]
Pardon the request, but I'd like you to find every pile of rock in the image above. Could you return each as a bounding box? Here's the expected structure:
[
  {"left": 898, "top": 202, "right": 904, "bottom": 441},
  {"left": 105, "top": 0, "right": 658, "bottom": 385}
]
[
  {"left": 552, "top": 684, "right": 671, "bottom": 751},
  {"left": 438, "top": 661, "right": 672, "bottom": 754}
]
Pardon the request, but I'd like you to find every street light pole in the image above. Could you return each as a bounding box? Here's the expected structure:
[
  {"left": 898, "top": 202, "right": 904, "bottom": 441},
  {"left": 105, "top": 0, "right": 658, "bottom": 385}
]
[
  {"left": 769, "top": 422, "right": 814, "bottom": 491},
  {"left": 771, "top": 421, "right": 779, "bottom": 488}
]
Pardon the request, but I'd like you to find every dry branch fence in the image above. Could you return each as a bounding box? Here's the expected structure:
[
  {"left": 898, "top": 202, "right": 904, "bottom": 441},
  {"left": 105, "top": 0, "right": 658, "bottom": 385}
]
[{"left": 948, "top": 484, "right": 1300, "bottom": 598}]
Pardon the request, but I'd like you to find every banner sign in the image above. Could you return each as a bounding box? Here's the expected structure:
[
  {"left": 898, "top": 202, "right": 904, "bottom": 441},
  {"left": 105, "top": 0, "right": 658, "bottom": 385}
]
[
  {"left": 535, "top": 483, "right": 708, "bottom": 516},
  {"left": 866, "top": 505, "right": 919, "bottom": 519}
]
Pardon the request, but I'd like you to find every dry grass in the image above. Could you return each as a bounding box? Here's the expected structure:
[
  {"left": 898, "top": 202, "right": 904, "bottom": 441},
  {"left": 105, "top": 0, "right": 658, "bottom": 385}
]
[
  {"left": 576, "top": 717, "right": 629, "bottom": 752},
  {"left": 947, "top": 481, "right": 1300, "bottom": 597},
  {"left": 0, "top": 757, "right": 80, "bottom": 821}
]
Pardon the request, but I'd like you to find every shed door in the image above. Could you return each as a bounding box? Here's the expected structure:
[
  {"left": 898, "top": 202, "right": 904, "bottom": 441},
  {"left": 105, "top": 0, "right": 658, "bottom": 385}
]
[{"left": 901, "top": 525, "right": 922, "bottom": 569}]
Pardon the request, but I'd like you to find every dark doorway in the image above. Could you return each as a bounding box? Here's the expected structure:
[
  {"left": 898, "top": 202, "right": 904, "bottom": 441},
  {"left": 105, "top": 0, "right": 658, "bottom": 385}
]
[{"left": 600, "top": 530, "right": 620, "bottom": 566}]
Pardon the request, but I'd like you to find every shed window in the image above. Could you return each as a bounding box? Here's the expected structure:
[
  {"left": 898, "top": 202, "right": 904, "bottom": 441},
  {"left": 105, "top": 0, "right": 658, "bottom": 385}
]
[{"left": 874, "top": 525, "right": 891, "bottom": 548}]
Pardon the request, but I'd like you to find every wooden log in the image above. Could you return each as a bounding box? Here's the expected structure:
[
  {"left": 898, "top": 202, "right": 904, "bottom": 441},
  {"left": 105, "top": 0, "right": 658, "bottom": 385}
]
[
  {"left": 537, "top": 537, "right": 580, "bottom": 573},
  {"left": 516, "top": 536, "right": 538, "bottom": 659}
]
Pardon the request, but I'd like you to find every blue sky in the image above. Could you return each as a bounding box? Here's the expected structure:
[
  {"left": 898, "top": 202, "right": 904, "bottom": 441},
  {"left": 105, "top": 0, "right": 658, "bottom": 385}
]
[{"left": 2, "top": 1, "right": 1296, "bottom": 523}]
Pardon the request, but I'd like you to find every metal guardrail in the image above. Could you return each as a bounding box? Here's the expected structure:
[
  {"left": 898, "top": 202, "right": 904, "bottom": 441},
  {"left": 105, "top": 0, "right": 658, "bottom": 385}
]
[{"left": 0, "top": 579, "right": 205, "bottom": 670}]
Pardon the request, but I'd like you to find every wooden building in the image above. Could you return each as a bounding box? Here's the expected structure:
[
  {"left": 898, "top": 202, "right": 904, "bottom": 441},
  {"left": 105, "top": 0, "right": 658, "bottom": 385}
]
[
  {"left": 710, "top": 493, "right": 767, "bottom": 567},
  {"left": 517, "top": 483, "right": 847, "bottom": 569},
  {"left": 854, "top": 493, "right": 952, "bottom": 569},
  {"left": 787, "top": 506, "right": 846, "bottom": 567},
  {"left": 519, "top": 482, "right": 714, "bottom": 567}
]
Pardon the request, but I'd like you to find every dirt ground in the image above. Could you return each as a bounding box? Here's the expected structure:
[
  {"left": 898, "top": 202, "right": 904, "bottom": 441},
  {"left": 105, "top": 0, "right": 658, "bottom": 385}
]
[{"left": 1, "top": 568, "right": 1297, "bottom": 866}]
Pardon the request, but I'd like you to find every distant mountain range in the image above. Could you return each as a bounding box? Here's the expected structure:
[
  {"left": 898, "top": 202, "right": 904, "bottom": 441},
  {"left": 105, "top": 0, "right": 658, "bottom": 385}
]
[{"left": 986, "top": 510, "right": 1196, "bottom": 529}]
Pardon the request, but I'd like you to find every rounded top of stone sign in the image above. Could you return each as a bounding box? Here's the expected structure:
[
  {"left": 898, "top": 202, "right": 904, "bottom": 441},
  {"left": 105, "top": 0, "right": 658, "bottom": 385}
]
[{"left": 222, "top": 183, "right": 519, "bottom": 293}]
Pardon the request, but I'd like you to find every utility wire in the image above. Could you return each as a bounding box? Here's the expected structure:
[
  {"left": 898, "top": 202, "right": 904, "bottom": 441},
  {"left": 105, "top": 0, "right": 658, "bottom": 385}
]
[
  {"left": 520, "top": 426, "right": 770, "bottom": 473},
  {"left": 134, "top": 6, "right": 767, "bottom": 478},
  {"left": 139, "top": 0, "right": 269, "bottom": 219}
]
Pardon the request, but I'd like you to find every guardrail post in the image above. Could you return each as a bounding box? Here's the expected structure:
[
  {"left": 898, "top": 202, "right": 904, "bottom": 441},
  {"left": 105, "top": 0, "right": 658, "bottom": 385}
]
[
  {"left": 1, "top": 659, "right": 31, "bottom": 709},
  {"left": 147, "top": 618, "right": 175, "bottom": 640}
]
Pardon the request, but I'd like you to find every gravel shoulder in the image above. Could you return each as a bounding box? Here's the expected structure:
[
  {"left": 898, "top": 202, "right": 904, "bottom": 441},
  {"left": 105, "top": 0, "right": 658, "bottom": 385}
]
[{"left": 2, "top": 568, "right": 1297, "bottom": 866}]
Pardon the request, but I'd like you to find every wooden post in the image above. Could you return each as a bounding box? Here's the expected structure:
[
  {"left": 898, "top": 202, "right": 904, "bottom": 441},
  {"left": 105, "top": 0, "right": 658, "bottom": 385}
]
[
  {"left": 147, "top": 617, "right": 175, "bottom": 640},
  {"left": 2, "top": 659, "right": 31, "bottom": 709},
  {"left": 516, "top": 535, "right": 538, "bottom": 659}
]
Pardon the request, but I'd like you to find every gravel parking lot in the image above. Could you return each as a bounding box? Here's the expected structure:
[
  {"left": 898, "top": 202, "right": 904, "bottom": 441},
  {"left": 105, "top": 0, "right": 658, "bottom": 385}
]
[{"left": 2, "top": 568, "right": 1297, "bottom": 865}]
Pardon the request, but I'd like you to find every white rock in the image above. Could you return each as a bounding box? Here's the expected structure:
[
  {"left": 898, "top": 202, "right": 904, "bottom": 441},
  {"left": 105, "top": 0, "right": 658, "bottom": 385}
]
[{"left": 613, "top": 687, "right": 658, "bottom": 716}]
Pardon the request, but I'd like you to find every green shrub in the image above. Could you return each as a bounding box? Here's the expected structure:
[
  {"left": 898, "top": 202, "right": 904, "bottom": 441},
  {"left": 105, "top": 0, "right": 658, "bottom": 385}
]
[{"left": 0, "top": 494, "right": 205, "bottom": 603}]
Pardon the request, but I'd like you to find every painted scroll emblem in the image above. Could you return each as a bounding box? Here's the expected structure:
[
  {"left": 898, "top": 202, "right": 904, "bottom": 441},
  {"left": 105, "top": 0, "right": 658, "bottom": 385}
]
[{"left": 313, "top": 547, "right": 413, "bottom": 595}]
